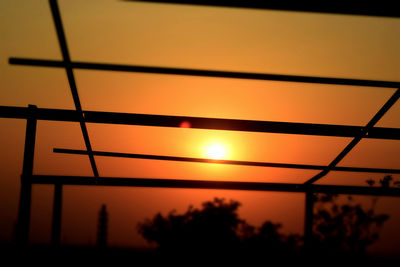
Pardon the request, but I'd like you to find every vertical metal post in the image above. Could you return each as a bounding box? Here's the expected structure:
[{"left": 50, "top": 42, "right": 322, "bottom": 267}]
[
  {"left": 304, "top": 190, "right": 314, "bottom": 251},
  {"left": 51, "top": 183, "right": 63, "bottom": 246},
  {"left": 15, "top": 104, "right": 37, "bottom": 245}
]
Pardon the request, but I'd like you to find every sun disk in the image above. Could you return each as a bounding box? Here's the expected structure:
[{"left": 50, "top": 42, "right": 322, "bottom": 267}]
[{"left": 205, "top": 142, "right": 228, "bottom": 160}]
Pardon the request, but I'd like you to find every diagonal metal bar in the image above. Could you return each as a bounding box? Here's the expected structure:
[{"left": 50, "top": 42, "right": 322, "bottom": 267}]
[
  {"left": 49, "top": 0, "right": 98, "bottom": 177},
  {"left": 30, "top": 174, "right": 400, "bottom": 197},
  {"left": 53, "top": 148, "right": 400, "bottom": 174},
  {"left": 126, "top": 1, "right": 400, "bottom": 18},
  {"left": 2, "top": 105, "right": 400, "bottom": 140},
  {"left": 305, "top": 88, "right": 400, "bottom": 185},
  {"left": 9, "top": 57, "right": 400, "bottom": 88}
]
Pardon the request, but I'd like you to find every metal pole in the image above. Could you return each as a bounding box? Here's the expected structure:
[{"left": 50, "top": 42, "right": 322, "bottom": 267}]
[
  {"left": 8, "top": 57, "right": 400, "bottom": 89},
  {"left": 15, "top": 105, "right": 37, "bottom": 245},
  {"left": 49, "top": 0, "right": 99, "bottom": 178},
  {"left": 51, "top": 183, "right": 63, "bottom": 246},
  {"left": 304, "top": 190, "right": 314, "bottom": 252},
  {"left": 305, "top": 88, "right": 400, "bottom": 185}
]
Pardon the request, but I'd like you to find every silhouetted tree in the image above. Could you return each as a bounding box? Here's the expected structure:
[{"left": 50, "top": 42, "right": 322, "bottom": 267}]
[
  {"left": 138, "top": 198, "right": 300, "bottom": 256},
  {"left": 241, "top": 221, "right": 302, "bottom": 256},
  {"left": 367, "top": 175, "right": 400, "bottom": 188},
  {"left": 138, "top": 193, "right": 389, "bottom": 259},
  {"left": 380, "top": 175, "right": 393, "bottom": 188},
  {"left": 138, "top": 198, "right": 242, "bottom": 253},
  {"left": 312, "top": 193, "right": 389, "bottom": 257}
]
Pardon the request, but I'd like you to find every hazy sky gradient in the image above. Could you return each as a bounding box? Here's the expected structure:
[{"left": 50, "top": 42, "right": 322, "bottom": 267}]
[{"left": 1, "top": 0, "right": 400, "bottom": 254}]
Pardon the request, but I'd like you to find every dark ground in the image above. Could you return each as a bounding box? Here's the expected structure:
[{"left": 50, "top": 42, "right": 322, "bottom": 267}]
[{"left": 1, "top": 242, "right": 399, "bottom": 266}]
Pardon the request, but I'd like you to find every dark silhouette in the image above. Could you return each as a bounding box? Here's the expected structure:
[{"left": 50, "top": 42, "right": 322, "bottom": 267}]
[
  {"left": 97, "top": 204, "right": 108, "bottom": 248},
  {"left": 312, "top": 193, "right": 388, "bottom": 258},
  {"left": 380, "top": 175, "right": 393, "bottom": 188},
  {"left": 138, "top": 198, "right": 243, "bottom": 253},
  {"left": 240, "top": 220, "right": 302, "bottom": 258},
  {"left": 138, "top": 198, "right": 301, "bottom": 258},
  {"left": 367, "top": 175, "right": 400, "bottom": 188},
  {"left": 138, "top": 195, "right": 388, "bottom": 260}
]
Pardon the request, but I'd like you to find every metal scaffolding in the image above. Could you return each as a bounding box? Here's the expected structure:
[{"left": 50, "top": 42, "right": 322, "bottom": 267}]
[{"left": 2, "top": 0, "right": 399, "bottom": 249}]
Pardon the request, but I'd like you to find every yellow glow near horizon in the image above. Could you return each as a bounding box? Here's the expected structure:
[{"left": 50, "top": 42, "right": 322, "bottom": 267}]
[{"left": 204, "top": 141, "right": 228, "bottom": 160}]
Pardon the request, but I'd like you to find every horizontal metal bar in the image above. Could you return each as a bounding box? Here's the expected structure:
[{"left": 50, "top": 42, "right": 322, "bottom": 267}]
[
  {"left": 29, "top": 175, "right": 400, "bottom": 197},
  {"left": 127, "top": 1, "right": 400, "bottom": 18},
  {"left": 0, "top": 106, "right": 80, "bottom": 121},
  {"left": 54, "top": 148, "right": 324, "bottom": 170},
  {"left": 2, "top": 105, "right": 400, "bottom": 139},
  {"left": 54, "top": 148, "right": 400, "bottom": 174},
  {"left": 9, "top": 58, "right": 400, "bottom": 88}
]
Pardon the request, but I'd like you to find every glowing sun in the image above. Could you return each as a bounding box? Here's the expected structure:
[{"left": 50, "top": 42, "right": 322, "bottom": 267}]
[{"left": 204, "top": 142, "right": 228, "bottom": 160}]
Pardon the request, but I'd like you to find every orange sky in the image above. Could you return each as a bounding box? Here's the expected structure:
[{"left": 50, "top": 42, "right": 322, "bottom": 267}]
[{"left": 1, "top": 0, "right": 400, "bottom": 254}]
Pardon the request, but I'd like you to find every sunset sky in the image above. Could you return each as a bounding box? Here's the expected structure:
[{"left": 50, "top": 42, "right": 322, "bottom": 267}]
[{"left": 1, "top": 0, "right": 400, "bottom": 254}]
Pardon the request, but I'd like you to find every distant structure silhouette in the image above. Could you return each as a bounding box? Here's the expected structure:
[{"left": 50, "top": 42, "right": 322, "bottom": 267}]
[{"left": 97, "top": 204, "right": 108, "bottom": 248}]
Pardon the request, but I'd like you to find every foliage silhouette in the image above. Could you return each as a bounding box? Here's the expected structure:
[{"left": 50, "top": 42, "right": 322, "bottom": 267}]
[
  {"left": 138, "top": 198, "right": 240, "bottom": 252},
  {"left": 312, "top": 193, "right": 389, "bottom": 257},
  {"left": 367, "top": 174, "right": 400, "bottom": 188},
  {"left": 137, "top": 197, "right": 301, "bottom": 256},
  {"left": 138, "top": 194, "right": 389, "bottom": 258}
]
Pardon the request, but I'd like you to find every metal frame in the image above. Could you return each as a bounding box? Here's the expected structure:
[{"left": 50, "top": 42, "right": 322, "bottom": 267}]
[
  {"left": 127, "top": 1, "right": 400, "bottom": 18},
  {"left": 49, "top": 0, "right": 99, "bottom": 178},
  {"left": 3, "top": 0, "right": 399, "bottom": 248}
]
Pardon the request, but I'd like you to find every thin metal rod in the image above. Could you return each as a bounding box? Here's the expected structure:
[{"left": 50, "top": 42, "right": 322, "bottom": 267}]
[
  {"left": 49, "top": 0, "right": 98, "bottom": 177},
  {"left": 2, "top": 105, "right": 400, "bottom": 139},
  {"left": 15, "top": 105, "right": 37, "bottom": 245},
  {"left": 51, "top": 183, "right": 63, "bottom": 246},
  {"left": 30, "top": 175, "right": 400, "bottom": 197},
  {"left": 53, "top": 148, "right": 400, "bottom": 174},
  {"left": 126, "top": 1, "right": 400, "bottom": 18},
  {"left": 8, "top": 58, "right": 400, "bottom": 88},
  {"left": 304, "top": 190, "right": 314, "bottom": 251},
  {"left": 305, "top": 88, "right": 400, "bottom": 185}
]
